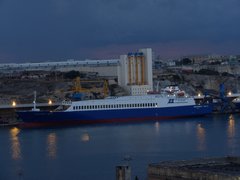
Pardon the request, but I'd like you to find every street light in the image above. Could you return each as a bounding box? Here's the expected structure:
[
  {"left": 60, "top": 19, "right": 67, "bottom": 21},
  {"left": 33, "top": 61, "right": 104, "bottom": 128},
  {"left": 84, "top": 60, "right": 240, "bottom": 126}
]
[
  {"left": 48, "top": 99, "right": 52, "bottom": 105},
  {"left": 12, "top": 101, "right": 16, "bottom": 107}
]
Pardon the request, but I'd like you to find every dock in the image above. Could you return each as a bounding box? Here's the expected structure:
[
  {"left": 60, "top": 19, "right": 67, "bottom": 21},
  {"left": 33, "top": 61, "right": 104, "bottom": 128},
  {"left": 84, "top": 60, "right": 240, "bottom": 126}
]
[
  {"left": 0, "top": 102, "right": 61, "bottom": 127},
  {"left": 0, "top": 102, "right": 61, "bottom": 109},
  {"left": 148, "top": 156, "right": 240, "bottom": 180}
]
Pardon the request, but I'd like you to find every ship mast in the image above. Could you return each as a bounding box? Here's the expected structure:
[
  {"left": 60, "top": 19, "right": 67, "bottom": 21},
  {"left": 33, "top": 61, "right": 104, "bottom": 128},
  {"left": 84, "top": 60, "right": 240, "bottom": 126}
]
[{"left": 32, "top": 91, "right": 40, "bottom": 111}]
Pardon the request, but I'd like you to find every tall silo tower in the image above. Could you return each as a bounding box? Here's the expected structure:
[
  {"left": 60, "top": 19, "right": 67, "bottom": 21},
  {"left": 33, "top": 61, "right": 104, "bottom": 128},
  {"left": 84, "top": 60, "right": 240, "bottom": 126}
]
[{"left": 118, "top": 48, "right": 153, "bottom": 95}]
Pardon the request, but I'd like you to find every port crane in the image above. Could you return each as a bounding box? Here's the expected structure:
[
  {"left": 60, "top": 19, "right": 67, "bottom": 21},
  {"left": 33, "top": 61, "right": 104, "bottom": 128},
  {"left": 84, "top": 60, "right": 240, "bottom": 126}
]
[{"left": 72, "top": 77, "right": 109, "bottom": 99}]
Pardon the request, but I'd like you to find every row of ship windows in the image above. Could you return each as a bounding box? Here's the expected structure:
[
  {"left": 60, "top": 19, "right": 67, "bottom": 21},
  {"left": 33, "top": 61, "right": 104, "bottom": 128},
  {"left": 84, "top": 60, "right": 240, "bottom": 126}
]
[{"left": 72, "top": 103, "right": 158, "bottom": 110}]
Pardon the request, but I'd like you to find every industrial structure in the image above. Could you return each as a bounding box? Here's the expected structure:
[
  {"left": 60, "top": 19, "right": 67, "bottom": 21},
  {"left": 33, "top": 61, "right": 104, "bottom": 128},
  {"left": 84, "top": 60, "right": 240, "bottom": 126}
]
[
  {"left": 0, "top": 59, "right": 120, "bottom": 77},
  {"left": 0, "top": 48, "right": 154, "bottom": 95},
  {"left": 118, "top": 48, "right": 153, "bottom": 95}
]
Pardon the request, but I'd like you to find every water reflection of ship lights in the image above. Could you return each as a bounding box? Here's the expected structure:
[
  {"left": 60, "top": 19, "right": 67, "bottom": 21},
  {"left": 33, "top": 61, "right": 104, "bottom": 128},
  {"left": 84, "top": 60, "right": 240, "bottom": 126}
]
[
  {"left": 227, "top": 115, "right": 235, "bottom": 152},
  {"left": 10, "top": 127, "right": 21, "bottom": 160},
  {"left": 228, "top": 115, "right": 235, "bottom": 138},
  {"left": 197, "top": 123, "right": 206, "bottom": 151},
  {"left": 154, "top": 122, "right": 160, "bottom": 134},
  {"left": 81, "top": 133, "right": 90, "bottom": 142},
  {"left": 47, "top": 133, "right": 57, "bottom": 159}
]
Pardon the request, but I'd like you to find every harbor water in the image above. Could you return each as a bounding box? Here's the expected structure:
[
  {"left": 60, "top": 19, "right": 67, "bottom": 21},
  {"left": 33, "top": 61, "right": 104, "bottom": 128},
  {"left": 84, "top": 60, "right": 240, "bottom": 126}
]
[{"left": 1, "top": 114, "right": 240, "bottom": 179}]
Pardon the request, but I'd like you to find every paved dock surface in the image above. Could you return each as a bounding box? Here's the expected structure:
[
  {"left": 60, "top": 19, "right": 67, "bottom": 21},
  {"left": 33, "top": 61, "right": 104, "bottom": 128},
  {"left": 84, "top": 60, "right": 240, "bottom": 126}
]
[{"left": 148, "top": 156, "right": 240, "bottom": 180}]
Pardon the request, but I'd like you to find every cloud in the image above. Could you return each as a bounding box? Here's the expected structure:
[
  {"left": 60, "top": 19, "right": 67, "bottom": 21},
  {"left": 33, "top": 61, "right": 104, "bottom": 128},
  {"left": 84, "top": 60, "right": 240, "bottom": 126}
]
[{"left": 0, "top": 0, "right": 240, "bottom": 62}]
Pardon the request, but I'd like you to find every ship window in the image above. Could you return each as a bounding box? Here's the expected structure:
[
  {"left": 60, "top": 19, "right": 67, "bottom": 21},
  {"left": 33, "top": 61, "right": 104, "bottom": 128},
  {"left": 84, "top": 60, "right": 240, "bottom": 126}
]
[
  {"left": 73, "top": 106, "right": 76, "bottom": 110},
  {"left": 95, "top": 105, "right": 97, "bottom": 109}
]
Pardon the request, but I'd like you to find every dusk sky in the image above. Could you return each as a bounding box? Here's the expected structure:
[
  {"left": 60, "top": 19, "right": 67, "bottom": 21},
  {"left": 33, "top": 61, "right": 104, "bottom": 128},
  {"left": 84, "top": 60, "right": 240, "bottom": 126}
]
[{"left": 1, "top": 0, "right": 240, "bottom": 63}]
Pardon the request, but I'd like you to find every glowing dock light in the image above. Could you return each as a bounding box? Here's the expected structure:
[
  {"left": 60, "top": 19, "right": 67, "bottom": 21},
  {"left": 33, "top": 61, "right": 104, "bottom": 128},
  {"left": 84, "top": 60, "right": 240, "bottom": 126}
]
[
  {"left": 12, "top": 101, "right": 16, "bottom": 107},
  {"left": 48, "top": 99, "right": 53, "bottom": 105},
  {"left": 198, "top": 93, "right": 201, "bottom": 97},
  {"left": 228, "top": 91, "right": 232, "bottom": 96}
]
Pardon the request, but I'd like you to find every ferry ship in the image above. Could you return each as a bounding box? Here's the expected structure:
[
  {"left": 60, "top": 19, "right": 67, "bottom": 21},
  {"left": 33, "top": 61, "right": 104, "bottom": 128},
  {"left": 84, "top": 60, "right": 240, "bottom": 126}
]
[{"left": 16, "top": 94, "right": 212, "bottom": 127}]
